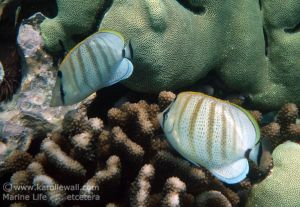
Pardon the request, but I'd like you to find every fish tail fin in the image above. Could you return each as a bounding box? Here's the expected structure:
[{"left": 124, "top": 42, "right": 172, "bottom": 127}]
[{"left": 123, "top": 40, "right": 133, "bottom": 61}]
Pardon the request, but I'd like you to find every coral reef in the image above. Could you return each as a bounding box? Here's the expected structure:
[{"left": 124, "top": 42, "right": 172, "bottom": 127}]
[
  {"left": 261, "top": 103, "right": 300, "bottom": 150},
  {"left": 0, "top": 91, "right": 257, "bottom": 206},
  {"left": 195, "top": 190, "right": 232, "bottom": 207},
  {"left": 246, "top": 141, "right": 300, "bottom": 207},
  {"left": 40, "top": 0, "right": 300, "bottom": 109}
]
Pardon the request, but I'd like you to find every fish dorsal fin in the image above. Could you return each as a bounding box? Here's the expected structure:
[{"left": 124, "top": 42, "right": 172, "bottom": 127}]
[
  {"left": 122, "top": 40, "right": 133, "bottom": 61},
  {"left": 210, "top": 158, "right": 249, "bottom": 184},
  {"left": 107, "top": 58, "right": 133, "bottom": 86}
]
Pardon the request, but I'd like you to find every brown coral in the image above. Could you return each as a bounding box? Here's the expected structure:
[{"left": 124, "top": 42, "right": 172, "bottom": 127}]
[
  {"left": 0, "top": 91, "right": 264, "bottom": 206},
  {"left": 158, "top": 91, "right": 176, "bottom": 110},
  {"left": 195, "top": 190, "right": 232, "bottom": 207},
  {"left": 0, "top": 150, "right": 32, "bottom": 178},
  {"left": 261, "top": 103, "right": 300, "bottom": 150}
]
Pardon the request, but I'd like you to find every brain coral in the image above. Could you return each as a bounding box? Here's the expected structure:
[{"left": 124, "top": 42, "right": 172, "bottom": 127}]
[
  {"left": 246, "top": 141, "right": 300, "bottom": 207},
  {"left": 40, "top": 0, "right": 300, "bottom": 109}
]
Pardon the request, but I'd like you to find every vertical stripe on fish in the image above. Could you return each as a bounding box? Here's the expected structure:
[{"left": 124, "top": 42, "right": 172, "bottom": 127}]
[
  {"left": 189, "top": 97, "right": 205, "bottom": 161},
  {"left": 207, "top": 101, "right": 217, "bottom": 161},
  {"left": 85, "top": 42, "right": 103, "bottom": 84},
  {"left": 221, "top": 105, "right": 228, "bottom": 159},
  {"left": 76, "top": 46, "right": 94, "bottom": 90}
]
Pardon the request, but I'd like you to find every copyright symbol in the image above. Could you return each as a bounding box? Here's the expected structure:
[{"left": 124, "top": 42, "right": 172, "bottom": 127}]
[{"left": 3, "top": 182, "right": 12, "bottom": 192}]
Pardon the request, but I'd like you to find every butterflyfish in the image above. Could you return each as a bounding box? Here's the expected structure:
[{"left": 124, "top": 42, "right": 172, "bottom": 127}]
[
  {"left": 50, "top": 29, "right": 134, "bottom": 106},
  {"left": 158, "top": 92, "right": 262, "bottom": 184}
]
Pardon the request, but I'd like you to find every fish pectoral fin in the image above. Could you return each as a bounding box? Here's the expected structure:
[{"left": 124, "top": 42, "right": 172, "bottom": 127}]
[
  {"left": 107, "top": 58, "right": 133, "bottom": 86},
  {"left": 209, "top": 158, "right": 249, "bottom": 184}
]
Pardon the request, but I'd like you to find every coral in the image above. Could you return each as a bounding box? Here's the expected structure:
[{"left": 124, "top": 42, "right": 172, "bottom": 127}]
[
  {"left": 160, "top": 177, "right": 186, "bottom": 207},
  {"left": 111, "top": 126, "right": 145, "bottom": 167},
  {"left": 38, "top": 0, "right": 300, "bottom": 109},
  {"left": 41, "top": 138, "right": 87, "bottom": 178},
  {"left": 195, "top": 190, "right": 232, "bottom": 207},
  {"left": 0, "top": 14, "right": 82, "bottom": 162},
  {"left": 0, "top": 150, "right": 32, "bottom": 178},
  {"left": 0, "top": 91, "right": 264, "bottom": 206},
  {"left": 158, "top": 91, "right": 176, "bottom": 110},
  {"left": 246, "top": 141, "right": 300, "bottom": 207},
  {"left": 108, "top": 99, "right": 160, "bottom": 140},
  {"left": 33, "top": 174, "right": 67, "bottom": 206},
  {"left": 80, "top": 155, "right": 121, "bottom": 198},
  {"left": 129, "top": 164, "right": 155, "bottom": 207},
  {"left": 40, "top": 0, "right": 107, "bottom": 52},
  {"left": 249, "top": 110, "right": 262, "bottom": 124},
  {"left": 261, "top": 103, "right": 300, "bottom": 150}
]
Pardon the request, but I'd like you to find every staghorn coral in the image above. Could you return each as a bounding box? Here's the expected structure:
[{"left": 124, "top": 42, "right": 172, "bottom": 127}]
[
  {"left": 0, "top": 150, "right": 32, "bottom": 178},
  {"left": 246, "top": 141, "right": 300, "bottom": 207},
  {"left": 0, "top": 91, "right": 266, "bottom": 206},
  {"left": 108, "top": 99, "right": 160, "bottom": 141},
  {"left": 261, "top": 103, "right": 300, "bottom": 150},
  {"left": 158, "top": 91, "right": 177, "bottom": 110},
  {"left": 129, "top": 164, "right": 155, "bottom": 207},
  {"left": 40, "top": 0, "right": 300, "bottom": 109},
  {"left": 160, "top": 177, "right": 186, "bottom": 207},
  {"left": 195, "top": 190, "right": 232, "bottom": 207},
  {"left": 41, "top": 138, "right": 87, "bottom": 178},
  {"left": 80, "top": 155, "right": 121, "bottom": 199}
]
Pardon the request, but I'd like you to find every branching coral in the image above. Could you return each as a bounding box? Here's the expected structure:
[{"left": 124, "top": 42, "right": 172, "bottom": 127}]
[
  {"left": 0, "top": 91, "right": 267, "bottom": 206},
  {"left": 261, "top": 103, "right": 300, "bottom": 150},
  {"left": 195, "top": 190, "right": 232, "bottom": 207},
  {"left": 0, "top": 150, "right": 32, "bottom": 178}
]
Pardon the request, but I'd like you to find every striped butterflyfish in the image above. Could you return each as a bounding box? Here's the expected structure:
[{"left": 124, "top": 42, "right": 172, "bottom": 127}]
[
  {"left": 157, "top": 92, "right": 262, "bottom": 184},
  {"left": 50, "top": 29, "right": 134, "bottom": 106}
]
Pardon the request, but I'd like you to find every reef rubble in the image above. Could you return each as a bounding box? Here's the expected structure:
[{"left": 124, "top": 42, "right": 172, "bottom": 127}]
[{"left": 0, "top": 13, "right": 83, "bottom": 161}]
